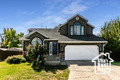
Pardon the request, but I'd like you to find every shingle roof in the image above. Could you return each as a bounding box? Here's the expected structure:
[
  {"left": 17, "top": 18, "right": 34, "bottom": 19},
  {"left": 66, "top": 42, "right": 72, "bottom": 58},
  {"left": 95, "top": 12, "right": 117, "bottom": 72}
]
[
  {"left": 25, "top": 30, "right": 49, "bottom": 38},
  {"left": 26, "top": 29, "right": 106, "bottom": 42}
]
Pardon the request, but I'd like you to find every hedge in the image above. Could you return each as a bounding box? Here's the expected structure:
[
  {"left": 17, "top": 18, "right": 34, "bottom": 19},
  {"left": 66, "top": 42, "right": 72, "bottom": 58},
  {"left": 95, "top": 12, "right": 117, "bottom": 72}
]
[{"left": 6, "top": 55, "right": 26, "bottom": 64}]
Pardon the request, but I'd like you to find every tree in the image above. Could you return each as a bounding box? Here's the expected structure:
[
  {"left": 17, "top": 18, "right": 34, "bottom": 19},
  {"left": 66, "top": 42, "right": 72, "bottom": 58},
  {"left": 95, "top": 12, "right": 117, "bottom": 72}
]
[
  {"left": 27, "top": 41, "right": 48, "bottom": 68},
  {"left": 99, "top": 18, "right": 120, "bottom": 51},
  {"left": 1, "top": 28, "right": 24, "bottom": 48},
  {"left": 0, "top": 33, "right": 3, "bottom": 47}
]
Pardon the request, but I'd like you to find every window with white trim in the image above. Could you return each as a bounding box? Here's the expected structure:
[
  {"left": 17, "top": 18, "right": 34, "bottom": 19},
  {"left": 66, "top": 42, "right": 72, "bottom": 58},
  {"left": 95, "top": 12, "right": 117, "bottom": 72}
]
[
  {"left": 70, "top": 22, "right": 84, "bottom": 35},
  {"left": 71, "top": 26, "right": 73, "bottom": 35},
  {"left": 81, "top": 26, "right": 84, "bottom": 35}
]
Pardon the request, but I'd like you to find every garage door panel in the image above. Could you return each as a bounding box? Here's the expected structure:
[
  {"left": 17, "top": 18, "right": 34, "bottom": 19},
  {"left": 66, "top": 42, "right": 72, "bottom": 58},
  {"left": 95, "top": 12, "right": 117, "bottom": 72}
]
[{"left": 65, "top": 45, "right": 99, "bottom": 60}]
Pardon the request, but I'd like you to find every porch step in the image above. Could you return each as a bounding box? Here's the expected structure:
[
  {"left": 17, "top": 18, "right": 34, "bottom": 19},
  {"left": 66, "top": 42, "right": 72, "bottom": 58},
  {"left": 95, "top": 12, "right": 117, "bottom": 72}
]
[
  {"left": 45, "top": 55, "right": 60, "bottom": 65},
  {"left": 44, "top": 61, "right": 60, "bottom": 65},
  {"left": 46, "top": 55, "right": 60, "bottom": 61}
]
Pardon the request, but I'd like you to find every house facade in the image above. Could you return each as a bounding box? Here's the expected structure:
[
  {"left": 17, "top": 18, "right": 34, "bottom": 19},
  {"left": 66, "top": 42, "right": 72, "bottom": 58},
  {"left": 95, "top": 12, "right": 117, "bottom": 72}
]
[{"left": 20, "top": 14, "right": 107, "bottom": 61}]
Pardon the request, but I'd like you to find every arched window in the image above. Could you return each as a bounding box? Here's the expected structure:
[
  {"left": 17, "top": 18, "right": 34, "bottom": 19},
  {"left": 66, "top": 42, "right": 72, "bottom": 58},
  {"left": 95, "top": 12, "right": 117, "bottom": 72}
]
[
  {"left": 70, "top": 22, "right": 84, "bottom": 35},
  {"left": 74, "top": 22, "right": 81, "bottom": 35},
  {"left": 31, "top": 37, "right": 42, "bottom": 46}
]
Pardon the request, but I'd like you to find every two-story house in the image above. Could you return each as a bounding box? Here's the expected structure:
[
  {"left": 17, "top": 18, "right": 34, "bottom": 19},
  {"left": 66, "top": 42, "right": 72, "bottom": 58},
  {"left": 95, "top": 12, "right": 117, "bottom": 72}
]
[{"left": 20, "top": 14, "right": 107, "bottom": 62}]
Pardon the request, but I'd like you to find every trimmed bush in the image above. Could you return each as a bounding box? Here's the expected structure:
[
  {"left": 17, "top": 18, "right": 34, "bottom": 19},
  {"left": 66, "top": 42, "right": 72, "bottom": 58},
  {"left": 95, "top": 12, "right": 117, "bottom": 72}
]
[{"left": 6, "top": 55, "right": 26, "bottom": 64}]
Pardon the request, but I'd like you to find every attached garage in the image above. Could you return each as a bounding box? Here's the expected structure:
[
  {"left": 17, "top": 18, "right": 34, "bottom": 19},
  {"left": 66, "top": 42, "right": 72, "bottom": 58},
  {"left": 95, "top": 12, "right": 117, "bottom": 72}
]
[{"left": 65, "top": 45, "right": 99, "bottom": 60}]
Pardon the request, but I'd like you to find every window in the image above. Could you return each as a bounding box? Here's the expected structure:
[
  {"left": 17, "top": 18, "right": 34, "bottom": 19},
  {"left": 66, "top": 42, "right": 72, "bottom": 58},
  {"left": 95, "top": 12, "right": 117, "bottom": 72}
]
[
  {"left": 31, "top": 37, "right": 42, "bottom": 46},
  {"left": 71, "top": 26, "right": 73, "bottom": 35},
  {"left": 77, "top": 26, "right": 81, "bottom": 35},
  {"left": 70, "top": 22, "right": 84, "bottom": 35},
  {"left": 74, "top": 22, "right": 80, "bottom": 35},
  {"left": 81, "top": 26, "right": 84, "bottom": 35}
]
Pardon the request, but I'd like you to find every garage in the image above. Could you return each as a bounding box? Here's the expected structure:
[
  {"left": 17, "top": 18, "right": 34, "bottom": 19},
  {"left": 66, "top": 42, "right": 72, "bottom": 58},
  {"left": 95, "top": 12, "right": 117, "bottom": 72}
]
[{"left": 65, "top": 45, "right": 99, "bottom": 60}]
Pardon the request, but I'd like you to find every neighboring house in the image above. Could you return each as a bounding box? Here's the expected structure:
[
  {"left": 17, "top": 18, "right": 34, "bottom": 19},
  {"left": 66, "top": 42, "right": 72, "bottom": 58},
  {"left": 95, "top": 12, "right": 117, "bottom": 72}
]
[
  {"left": 92, "top": 53, "right": 114, "bottom": 74},
  {"left": 20, "top": 14, "right": 107, "bottom": 61}
]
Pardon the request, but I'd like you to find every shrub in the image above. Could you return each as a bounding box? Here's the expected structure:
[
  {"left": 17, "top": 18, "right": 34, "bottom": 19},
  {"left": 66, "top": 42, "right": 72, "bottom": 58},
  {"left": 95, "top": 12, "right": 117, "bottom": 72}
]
[
  {"left": 6, "top": 55, "right": 26, "bottom": 64},
  {"left": 20, "top": 57, "right": 26, "bottom": 63},
  {"left": 27, "top": 41, "right": 48, "bottom": 68}
]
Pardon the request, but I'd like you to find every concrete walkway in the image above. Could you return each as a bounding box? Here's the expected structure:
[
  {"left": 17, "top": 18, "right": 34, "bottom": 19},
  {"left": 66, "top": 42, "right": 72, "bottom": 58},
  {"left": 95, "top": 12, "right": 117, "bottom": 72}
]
[{"left": 66, "top": 60, "right": 120, "bottom": 80}]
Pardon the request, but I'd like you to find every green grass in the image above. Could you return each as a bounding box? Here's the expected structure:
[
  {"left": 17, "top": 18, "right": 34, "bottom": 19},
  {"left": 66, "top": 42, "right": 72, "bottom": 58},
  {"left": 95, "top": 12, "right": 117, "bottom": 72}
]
[
  {"left": 112, "top": 62, "right": 120, "bottom": 66},
  {"left": 0, "top": 62, "right": 70, "bottom": 80}
]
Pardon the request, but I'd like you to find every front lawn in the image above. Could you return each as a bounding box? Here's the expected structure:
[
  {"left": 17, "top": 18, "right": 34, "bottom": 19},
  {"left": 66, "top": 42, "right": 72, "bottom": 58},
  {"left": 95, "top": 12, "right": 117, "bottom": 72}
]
[
  {"left": 0, "top": 62, "right": 70, "bottom": 80},
  {"left": 112, "top": 62, "right": 120, "bottom": 66}
]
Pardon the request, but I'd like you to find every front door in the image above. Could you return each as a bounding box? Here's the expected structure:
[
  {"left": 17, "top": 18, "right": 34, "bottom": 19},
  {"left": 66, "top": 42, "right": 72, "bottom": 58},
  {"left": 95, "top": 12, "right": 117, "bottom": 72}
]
[
  {"left": 53, "top": 42, "right": 57, "bottom": 55},
  {"left": 49, "top": 42, "right": 53, "bottom": 55},
  {"left": 49, "top": 42, "right": 57, "bottom": 55}
]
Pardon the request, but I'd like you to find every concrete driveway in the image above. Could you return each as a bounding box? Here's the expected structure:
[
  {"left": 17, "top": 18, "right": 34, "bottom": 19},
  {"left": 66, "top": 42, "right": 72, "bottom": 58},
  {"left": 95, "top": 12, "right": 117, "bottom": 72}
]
[{"left": 66, "top": 60, "right": 120, "bottom": 80}]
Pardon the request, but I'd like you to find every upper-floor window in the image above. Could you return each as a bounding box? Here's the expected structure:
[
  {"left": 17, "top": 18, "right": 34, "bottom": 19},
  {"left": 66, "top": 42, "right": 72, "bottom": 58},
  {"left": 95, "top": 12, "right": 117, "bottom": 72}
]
[
  {"left": 71, "top": 26, "right": 73, "bottom": 35},
  {"left": 70, "top": 22, "right": 84, "bottom": 35},
  {"left": 81, "top": 26, "right": 84, "bottom": 35}
]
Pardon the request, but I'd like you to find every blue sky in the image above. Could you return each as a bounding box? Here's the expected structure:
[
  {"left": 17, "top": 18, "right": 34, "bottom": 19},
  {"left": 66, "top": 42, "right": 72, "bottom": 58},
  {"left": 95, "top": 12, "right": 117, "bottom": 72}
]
[{"left": 0, "top": 0, "right": 120, "bottom": 37}]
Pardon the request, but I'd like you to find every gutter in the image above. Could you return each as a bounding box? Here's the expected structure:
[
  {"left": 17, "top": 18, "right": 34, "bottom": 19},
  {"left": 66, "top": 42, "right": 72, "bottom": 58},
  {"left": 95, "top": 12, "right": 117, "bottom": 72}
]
[{"left": 58, "top": 41, "right": 108, "bottom": 44}]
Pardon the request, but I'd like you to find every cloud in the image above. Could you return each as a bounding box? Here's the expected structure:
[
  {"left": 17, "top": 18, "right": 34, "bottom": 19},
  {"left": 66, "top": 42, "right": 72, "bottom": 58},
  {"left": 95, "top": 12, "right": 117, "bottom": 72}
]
[
  {"left": 63, "top": 0, "right": 87, "bottom": 14},
  {"left": 93, "top": 30, "right": 100, "bottom": 35},
  {"left": 25, "top": 15, "right": 66, "bottom": 28},
  {"left": 14, "top": 26, "right": 28, "bottom": 34},
  {"left": 17, "top": 11, "right": 34, "bottom": 15}
]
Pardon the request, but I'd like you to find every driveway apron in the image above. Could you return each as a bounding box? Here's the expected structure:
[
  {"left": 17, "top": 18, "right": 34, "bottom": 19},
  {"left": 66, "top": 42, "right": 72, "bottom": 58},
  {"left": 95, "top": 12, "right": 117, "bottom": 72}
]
[{"left": 66, "top": 60, "right": 120, "bottom": 80}]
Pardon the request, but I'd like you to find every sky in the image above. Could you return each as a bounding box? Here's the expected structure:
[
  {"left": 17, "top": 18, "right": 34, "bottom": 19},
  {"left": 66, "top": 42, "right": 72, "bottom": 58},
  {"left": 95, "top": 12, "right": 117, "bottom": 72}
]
[{"left": 0, "top": 0, "right": 120, "bottom": 39}]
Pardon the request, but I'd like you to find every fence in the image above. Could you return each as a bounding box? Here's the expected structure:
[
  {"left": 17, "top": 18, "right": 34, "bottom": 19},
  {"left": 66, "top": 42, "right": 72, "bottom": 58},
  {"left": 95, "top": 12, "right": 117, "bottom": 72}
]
[
  {"left": 105, "top": 50, "right": 120, "bottom": 61},
  {"left": 110, "top": 50, "right": 120, "bottom": 61},
  {"left": 0, "top": 50, "right": 23, "bottom": 61}
]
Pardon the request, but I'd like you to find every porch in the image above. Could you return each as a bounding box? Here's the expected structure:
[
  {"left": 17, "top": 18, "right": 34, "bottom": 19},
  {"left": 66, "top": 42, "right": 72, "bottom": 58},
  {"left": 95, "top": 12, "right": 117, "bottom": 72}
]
[{"left": 44, "top": 39, "right": 66, "bottom": 65}]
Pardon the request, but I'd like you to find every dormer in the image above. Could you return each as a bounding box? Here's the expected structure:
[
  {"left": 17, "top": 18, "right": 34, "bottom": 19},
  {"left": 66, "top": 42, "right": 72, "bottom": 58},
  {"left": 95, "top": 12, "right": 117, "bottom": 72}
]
[{"left": 59, "top": 14, "right": 94, "bottom": 36}]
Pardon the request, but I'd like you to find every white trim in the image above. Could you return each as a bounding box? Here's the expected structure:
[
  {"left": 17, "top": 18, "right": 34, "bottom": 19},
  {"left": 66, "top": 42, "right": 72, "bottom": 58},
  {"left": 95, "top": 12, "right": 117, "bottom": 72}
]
[
  {"left": 25, "top": 30, "right": 49, "bottom": 38},
  {"left": 58, "top": 41, "right": 108, "bottom": 44}
]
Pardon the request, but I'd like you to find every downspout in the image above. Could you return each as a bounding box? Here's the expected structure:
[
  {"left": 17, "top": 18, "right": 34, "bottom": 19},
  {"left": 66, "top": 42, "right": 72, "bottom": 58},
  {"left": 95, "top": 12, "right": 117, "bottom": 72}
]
[{"left": 103, "top": 42, "right": 108, "bottom": 52}]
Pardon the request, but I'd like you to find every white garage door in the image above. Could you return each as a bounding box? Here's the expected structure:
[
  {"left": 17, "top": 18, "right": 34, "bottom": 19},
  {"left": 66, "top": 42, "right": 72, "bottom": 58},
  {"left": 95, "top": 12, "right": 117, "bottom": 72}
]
[{"left": 65, "top": 45, "right": 99, "bottom": 60}]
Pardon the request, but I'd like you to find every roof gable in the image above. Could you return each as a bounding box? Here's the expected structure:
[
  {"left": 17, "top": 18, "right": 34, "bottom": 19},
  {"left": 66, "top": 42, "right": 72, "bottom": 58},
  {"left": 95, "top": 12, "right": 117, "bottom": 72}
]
[
  {"left": 61, "top": 14, "right": 88, "bottom": 26},
  {"left": 59, "top": 14, "right": 95, "bottom": 30},
  {"left": 25, "top": 30, "right": 49, "bottom": 38},
  {"left": 67, "top": 14, "right": 88, "bottom": 22}
]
